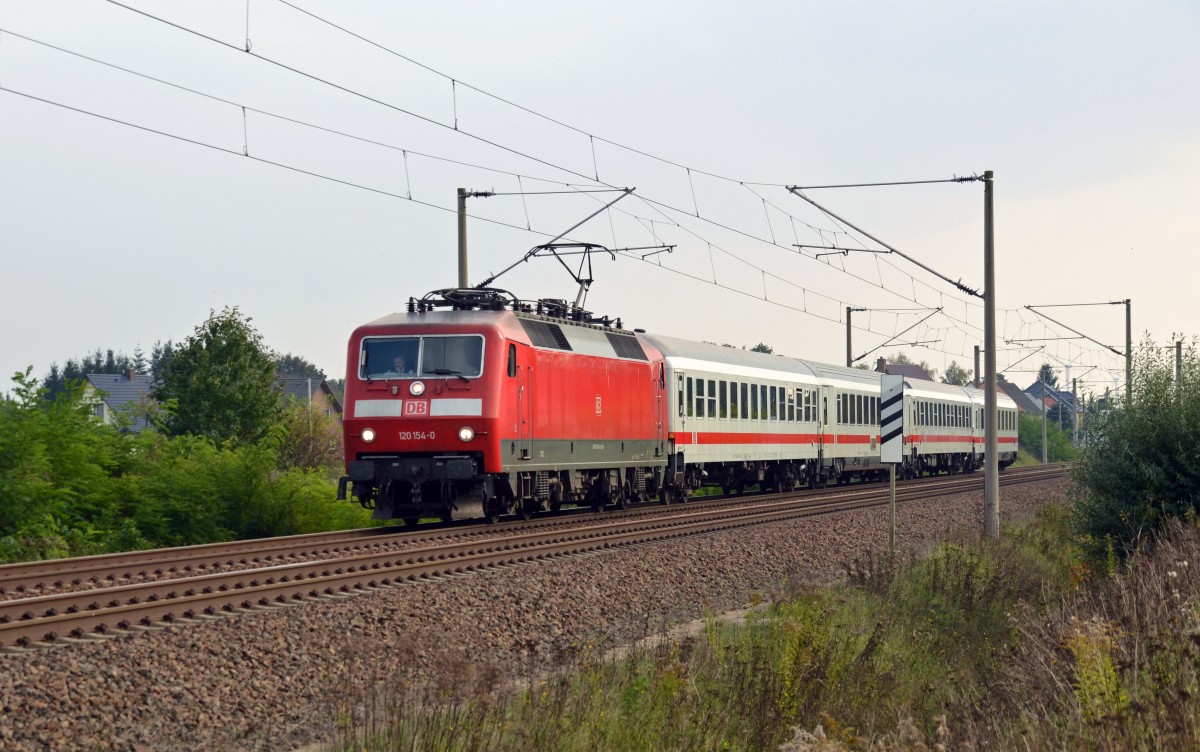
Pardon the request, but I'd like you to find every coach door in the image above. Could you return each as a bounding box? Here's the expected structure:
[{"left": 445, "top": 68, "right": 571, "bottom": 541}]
[
  {"left": 517, "top": 365, "right": 534, "bottom": 460},
  {"left": 675, "top": 371, "right": 687, "bottom": 434}
]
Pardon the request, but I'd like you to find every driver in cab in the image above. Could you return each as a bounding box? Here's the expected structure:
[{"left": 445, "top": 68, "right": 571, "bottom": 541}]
[{"left": 383, "top": 354, "right": 416, "bottom": 377}]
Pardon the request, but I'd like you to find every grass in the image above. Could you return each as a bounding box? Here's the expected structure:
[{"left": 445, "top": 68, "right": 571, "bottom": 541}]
[{"left": 322, "top": 505, "right": 1200, "bottom": 751}]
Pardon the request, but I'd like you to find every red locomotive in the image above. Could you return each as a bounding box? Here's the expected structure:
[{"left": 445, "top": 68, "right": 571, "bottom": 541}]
[{"left": 339, "top": 289, "right": 1018, "bottom": 523}]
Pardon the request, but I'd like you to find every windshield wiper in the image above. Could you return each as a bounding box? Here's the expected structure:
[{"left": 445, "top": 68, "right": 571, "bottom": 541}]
[{"left": 431, "top": 368, "right": 470, "bottom": 382}]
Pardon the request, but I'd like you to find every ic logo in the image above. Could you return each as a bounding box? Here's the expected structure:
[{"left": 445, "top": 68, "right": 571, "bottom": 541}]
[
  {"left": 404, "top": 401, "right": 429, "bottom": 416},
  {"left": 595, "top": 395, "right": 602, "bottom": 415}
]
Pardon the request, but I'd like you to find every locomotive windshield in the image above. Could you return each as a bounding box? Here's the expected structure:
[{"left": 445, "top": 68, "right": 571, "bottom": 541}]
[{"left": 360, "top": 335, "right": 484, "bottom": 380}]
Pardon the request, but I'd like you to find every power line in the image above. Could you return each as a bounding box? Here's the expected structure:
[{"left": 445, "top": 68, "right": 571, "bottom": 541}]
[
  {"left": 0, "top": 26, "right": 603, "bottom": 192},
  {"left": 101, "top": 0, "right": 997, "bottom": 327},
  {"left": 0, "top": 84, "right": 569, "bottom": 240},
  {"left": 14, "top": 6, "right": 1014, "bottom": 359}
]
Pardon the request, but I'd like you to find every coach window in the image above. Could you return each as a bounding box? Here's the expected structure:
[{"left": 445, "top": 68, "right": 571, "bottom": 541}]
[
  {"left": 778, "top": 387, "right": 785, "bottom": 422},
  {"left": 686, "top": 377, "right": 694, "bottom": 417},
  {"left": 767, "top": 386, "right": 776, "bottom": 420},
  {"left": 729, "top": 381, "right": 739, "bottom": 419},
  {"left": 788, "top": 389, "right": 796, "bottom": 422},
  {"left": 740, "top": 383, "right": 748, "bottom": 420},
  {"left": 694, "top": 378, "right": 704, "bottom": 418},
  {"left": 707, "top": 380, "right": 717, "bottom": 418},
  {"left": 719, "top": 381, "right": 728, "bottom": 419}
]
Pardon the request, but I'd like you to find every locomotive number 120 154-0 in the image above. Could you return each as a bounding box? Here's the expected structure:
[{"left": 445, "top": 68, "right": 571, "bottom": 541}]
[{"left": 397, "top": 431, "right": 435, "bottom": 441}]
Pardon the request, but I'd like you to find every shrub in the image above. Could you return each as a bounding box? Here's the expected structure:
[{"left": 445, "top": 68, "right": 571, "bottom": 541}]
[{"left": 1072, "top": 336, "right": 1200, "bottom": 560}]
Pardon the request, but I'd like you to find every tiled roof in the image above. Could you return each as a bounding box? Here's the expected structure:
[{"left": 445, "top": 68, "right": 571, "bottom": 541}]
[
  {"left": 997, "top": 380, "right": 1042, "bottom": 413},
  {"left": 85, "top": 373, "right": 155, "bottom": 432},
  {"left": 1024, "top": 381, "right": 1075, "bottom": 409},
  {"left": 277, "top": 377, "right": 343, "bottom": 414},
  {"left": 881, "top": 363, "right": 934, "bottom": 381}
]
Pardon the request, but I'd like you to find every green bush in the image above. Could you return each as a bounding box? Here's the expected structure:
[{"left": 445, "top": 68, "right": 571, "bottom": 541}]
[
  {"left": 0, "top": 368, "right": 372, "bottom": 564},
  {"left": 1018, "top": 414, "right": 1078, "bottom": 463},
  {"left": 1072, "top": 336, "right": 1200, "bottom": 560}
]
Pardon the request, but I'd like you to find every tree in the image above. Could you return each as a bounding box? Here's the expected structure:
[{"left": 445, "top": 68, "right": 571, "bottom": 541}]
[
  {"left": 1037, "top": 363, "right": 1060, "bottom": 390},
  {"left": 751, "top": 343, "right": 774, "bottom": 354},
  {"left": 154, "top": 308, "right": 280, "bottom": 445},
  {"left": 275, "top": 353, "right": 325, "bottom": 379},
  {"left": 942, "top": 361, "right": 972, "bottom": 386},
  {"left": 42, "top": 348, "right": 135, "bottom": 399},
  {"left": 274, "top": 398, "right": 343, "bottom": 474},
  {"left": 1072, "top": 336, "right": 1200, "bottom": 561},
  {"left": 149, "top": 340, "right": 174, "bottom": 381}
]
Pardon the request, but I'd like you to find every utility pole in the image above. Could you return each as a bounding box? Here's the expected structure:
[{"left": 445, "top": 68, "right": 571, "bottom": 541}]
[
  {"left": 1072, "top": 377, "right": 1079, "bottom": 445},
  {"left": 1125, "top": 298, "right": 1132, "bottom": 404},
  {"left": 1176, "top": 340, "right": 1183, "bottom": 394},
  {"left": 1040, "top": 370, "right": 1048, "bottom": 464},
  {"left": 846, "top": 307, "right": 865, "bottom": 367},
  {"left": 974, "top": 345, "right": 981, "bottom": 389},
  {"left": 983, "top": 171, "right": 999, "bottom": 538},
  {"left": 457, "top": 188, "right": 469, "bottom": 288},
  {"left": 457, "top": 188, "right": 494, "bottom": 288}
]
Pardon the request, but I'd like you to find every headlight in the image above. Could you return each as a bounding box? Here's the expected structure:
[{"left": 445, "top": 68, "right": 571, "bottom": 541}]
[
  {"left": 409, "top": 381, "right": 426, "bottom": 396},
  {"left": 361, "top": 427, "right": 376, "bottom": 443},
  {"left": 458, "top": 426, "right": 475, "bottom": 442}
]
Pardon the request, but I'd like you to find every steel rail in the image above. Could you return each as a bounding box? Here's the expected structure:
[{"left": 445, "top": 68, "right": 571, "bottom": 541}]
[
  {"left": 0, "top": 465, "right": 1062, "bottom": 598},
  {"left": 0, "top": 467, "right": 1064, "bottom": 649}
]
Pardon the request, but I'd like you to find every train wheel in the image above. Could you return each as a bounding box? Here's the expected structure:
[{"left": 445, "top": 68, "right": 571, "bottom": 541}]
[
  {"left": 517, "top": 503, "right": 533, "bottom": 521},
  {"left": 402, "top": 517, "right": 420, "bottom": 528}
]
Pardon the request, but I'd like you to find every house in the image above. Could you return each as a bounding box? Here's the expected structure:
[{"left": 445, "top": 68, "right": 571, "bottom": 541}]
[
  {"left": 83, "top": 370, "right": 155, "bottom": 433},
  {"left": 996, "top": 379, "right": 1041, "bottom": 414},
  {"left": 874, "top": 357, "right": 934, "bottom": 381},
  {"left": 1024, "top": 380, "right": 1076, "bottom": 416},
  {"left": 277, "top": 377, "right": 343, "bottom": 425}
]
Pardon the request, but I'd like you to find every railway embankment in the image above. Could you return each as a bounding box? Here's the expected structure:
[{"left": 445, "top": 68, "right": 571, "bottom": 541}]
[{"left": 1, "top": 476, "right": 1069, "bottom": 750}]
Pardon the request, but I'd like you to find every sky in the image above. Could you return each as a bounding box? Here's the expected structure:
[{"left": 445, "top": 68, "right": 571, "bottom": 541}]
[{"left": 2, "top": 0, "right": 1197, "bottom": 396}]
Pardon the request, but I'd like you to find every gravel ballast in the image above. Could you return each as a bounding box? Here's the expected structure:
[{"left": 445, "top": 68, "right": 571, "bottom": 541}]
[{"left": 0, "top": 478, "right": 1071, "bottom": 751}]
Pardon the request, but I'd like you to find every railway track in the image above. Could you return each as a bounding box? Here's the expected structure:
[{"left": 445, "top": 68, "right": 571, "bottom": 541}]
[{"left": 0, "top": 465, "right": 1065, "bottom": 650}]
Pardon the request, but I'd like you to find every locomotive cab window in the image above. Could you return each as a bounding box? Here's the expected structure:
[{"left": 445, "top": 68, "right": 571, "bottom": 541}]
[{"left": 360, "top": 335, "right": 484, "bottom": 380}]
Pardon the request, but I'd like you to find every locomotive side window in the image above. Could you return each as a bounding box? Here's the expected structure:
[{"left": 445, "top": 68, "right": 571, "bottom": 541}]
[{"left": 507, "top": 344, "right": 517, "bottom": 377}]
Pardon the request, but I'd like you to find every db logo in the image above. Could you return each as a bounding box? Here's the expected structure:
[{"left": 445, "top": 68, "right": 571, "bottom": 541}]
[
  {"left": 595, "top": 395, "right": 602, "bottom": 415},
  {"left": 404, "top": 401, "right": 429, "bottom": 416}
]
